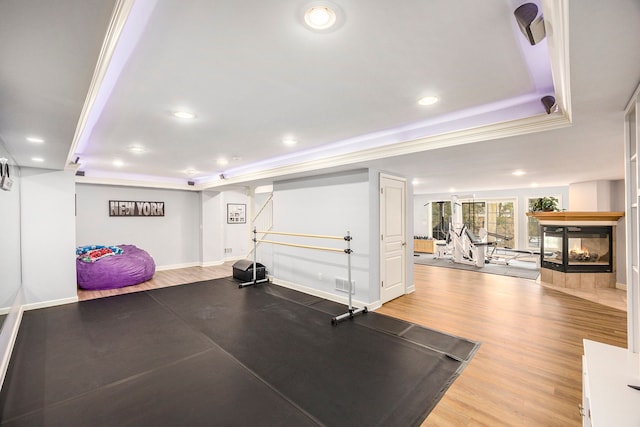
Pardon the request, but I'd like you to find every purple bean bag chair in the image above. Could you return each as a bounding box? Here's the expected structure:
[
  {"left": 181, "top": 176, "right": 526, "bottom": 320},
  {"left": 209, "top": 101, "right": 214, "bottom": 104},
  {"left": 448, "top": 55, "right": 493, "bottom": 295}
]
[{"left": 76, "top": 244, "right": 155, "bottom": 290}]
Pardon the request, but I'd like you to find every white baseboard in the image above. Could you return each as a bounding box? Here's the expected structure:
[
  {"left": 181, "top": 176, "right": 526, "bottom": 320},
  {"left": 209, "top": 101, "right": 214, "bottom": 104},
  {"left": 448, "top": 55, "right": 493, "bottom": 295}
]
[
  {"left": 155, "top": 262, "right": 200, "bottom": 271},
  {"left": 23, "top": 296, "right": 79, "bottom": 311},
  {"left": 199, "top": 260, "right": 225, "bottom": 268},
  {"left": 270, "top": 277, "right": 380, "bottom": 311},
  {"left": 0, "top": 292, "right": 24, "bottom": 390},
  {"left": 616, "top": 282, "right": 627, "bottom": 291},
  {"left": 156, "top": 258, "right": 242, "bottom": 271}
]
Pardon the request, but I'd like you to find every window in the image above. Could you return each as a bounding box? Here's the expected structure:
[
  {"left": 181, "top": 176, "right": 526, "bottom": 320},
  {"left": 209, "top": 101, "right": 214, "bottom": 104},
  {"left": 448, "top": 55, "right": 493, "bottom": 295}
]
[
  {"left": 460, "top": 200, "right": 515, "bottom": 246},
  {"left": 525, "top": 197, "right": 561, "bottom": 249},
  {"left": 486, "top": 201, "right": 515, "bottom": 247},
  {"left": 462, "top": 202, "right": 486, "bottom": 236},
  {"left": 431, "top": 201, "right": 451, "bottom": 240}
]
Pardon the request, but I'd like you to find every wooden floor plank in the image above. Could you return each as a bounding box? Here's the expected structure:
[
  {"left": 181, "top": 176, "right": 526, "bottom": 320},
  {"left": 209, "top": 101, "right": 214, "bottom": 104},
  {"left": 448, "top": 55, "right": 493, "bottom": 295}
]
[
  {"left": 76, "top": 262, "right": 627, "bottom": 426},
  {"left": 378, "top": 265, "right": 627, "bottom": 427}
]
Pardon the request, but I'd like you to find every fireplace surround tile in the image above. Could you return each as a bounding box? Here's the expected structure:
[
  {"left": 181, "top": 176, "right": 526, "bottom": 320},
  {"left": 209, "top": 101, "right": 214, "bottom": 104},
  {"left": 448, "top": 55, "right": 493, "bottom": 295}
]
[{"left": 579, "top": 273, "right": 596, "bottom": 290}]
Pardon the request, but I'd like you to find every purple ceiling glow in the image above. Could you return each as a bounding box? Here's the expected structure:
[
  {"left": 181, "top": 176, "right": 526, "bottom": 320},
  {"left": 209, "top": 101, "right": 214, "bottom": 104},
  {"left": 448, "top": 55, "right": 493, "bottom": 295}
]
[
  {"left": 73, "top": 1, "right": 158, "bottom": 157},
  {"left": 78, "top": 0, "right": 556, "bottom": 186},
  {"left": 203, "top": 91, "right": 553, "bottom": 183}
]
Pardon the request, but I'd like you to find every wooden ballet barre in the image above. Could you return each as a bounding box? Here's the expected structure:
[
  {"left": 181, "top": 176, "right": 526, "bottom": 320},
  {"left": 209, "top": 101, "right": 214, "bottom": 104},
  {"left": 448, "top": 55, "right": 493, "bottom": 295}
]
[
  {"left": 256, "top": 230, "right": 344, "bottom": 240},
  {"left": 256, "top": 239, "right": 346, "bottom": 253}
]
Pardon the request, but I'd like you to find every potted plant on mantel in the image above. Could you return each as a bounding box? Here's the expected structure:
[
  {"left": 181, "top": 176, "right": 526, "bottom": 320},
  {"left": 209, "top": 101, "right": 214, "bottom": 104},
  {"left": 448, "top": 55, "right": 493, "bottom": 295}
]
[{"left": 529, "top": 196, "right": 560, "bottom": 212}]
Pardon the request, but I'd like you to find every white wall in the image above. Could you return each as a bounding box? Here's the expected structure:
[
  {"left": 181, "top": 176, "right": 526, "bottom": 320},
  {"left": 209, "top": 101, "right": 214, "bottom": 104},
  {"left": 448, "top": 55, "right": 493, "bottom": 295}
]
[
  {"left": 0, "top": 156, "right": 24, "bottom": 390},
  {"left": 200, "top": 191, "right": 223, "bottom": 265},
  {"left": 268, "top": 170, "right": 374, "bottom": 303},
  {"left": 569, "top": 180, "right": 615, "bottom": 211},
  {"left": 76, "top": 184, "right": 201, "bottom": 268},
  {"left": 0, "top": 163, "right": 22, "bottom": 310},
  {"left": 613, "top": 180, "right": 626, "bottom": 285},
  {"left": 20, "top": 168, "right": 77, "bottom": 305},
  {"left": 221, "top": 189, "right": 249, "bottom": 259}
]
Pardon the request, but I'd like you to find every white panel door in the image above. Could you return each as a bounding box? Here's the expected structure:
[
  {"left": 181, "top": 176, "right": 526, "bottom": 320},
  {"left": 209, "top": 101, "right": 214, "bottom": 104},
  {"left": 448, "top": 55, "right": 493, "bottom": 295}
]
[{"left": 380, "top": 174, "right": 406, "bottom": 304}]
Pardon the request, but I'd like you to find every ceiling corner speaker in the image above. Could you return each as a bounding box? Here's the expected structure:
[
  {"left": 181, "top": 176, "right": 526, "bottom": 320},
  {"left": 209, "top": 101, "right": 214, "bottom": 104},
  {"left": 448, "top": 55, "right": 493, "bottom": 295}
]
[
  {"left": 541, "top": 95, "right": 557, "bottom": 114},
  {"left": 514, "top": 3, "right": 546, "bottom": 45},
  {"left": 0, "top": 163, "right": 13, "bottom": 191},
  {"left": 219, "top": 173, "right": 226, "bottom": 180},
  {"left": 187, "top": 180, "right": 195, "bottom": 186},
  {"left": 75, "top": 170, "right": 85, "bottom": 177}
]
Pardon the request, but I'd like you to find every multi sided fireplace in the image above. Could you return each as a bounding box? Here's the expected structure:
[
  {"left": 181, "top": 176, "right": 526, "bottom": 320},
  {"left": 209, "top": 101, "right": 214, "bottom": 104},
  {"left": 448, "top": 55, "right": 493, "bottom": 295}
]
[
  {"left": 527, "top": 211, "right": 624, "bottom": 289},
  {"left": 541, "top": 225, "right": 613, "bottom": 273}
]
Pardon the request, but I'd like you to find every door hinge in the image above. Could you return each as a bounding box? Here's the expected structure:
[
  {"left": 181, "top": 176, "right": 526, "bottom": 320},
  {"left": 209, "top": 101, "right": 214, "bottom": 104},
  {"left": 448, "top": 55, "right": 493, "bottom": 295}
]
[
  {"left": 380, "top": 187, "right": 383, "bottom": 194},
  {"left": 381, "top": 281, "right": 384, "bottom": 287},
  {"left": 381, "top": 234, "right": 384, "bottom": 241}
]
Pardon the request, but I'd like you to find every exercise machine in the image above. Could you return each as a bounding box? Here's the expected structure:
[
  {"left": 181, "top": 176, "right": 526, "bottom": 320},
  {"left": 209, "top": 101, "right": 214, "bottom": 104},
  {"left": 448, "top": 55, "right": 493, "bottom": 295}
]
[{"left": 434, "top": 195, "right": 495, "bottom": 267}]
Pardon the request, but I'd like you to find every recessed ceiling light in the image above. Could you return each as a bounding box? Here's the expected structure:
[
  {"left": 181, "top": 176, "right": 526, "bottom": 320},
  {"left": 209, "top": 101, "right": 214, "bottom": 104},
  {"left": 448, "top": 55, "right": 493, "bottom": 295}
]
[
  {"left": 217, "top": 158, "right": 229, "bottom": 166},
  {"left": 113, "top": 159, "right": 124, "bottom": 167},
  {"left": 512, "top": 170, "right": 526, "bottom": 176},
  {"left": 184, "top": 168, "right": 198, "bottom": 176},
  {"left": 231, "top": 156, "right": 242, "bottom": 161},
  {"left": 531, "top": 182, "right": 539, "bottom": 188},
  {"left": 283, "top": 138, "right": 298, "bottom": 146},
  {"left": 172, "top": 110, "right": 196, "bottom": 119},
  {"left": 129, "top": 145, "right": 145, "bottom": 154},
  {"left": 418, "top": 96, "right": 439, "bottom": 106},
  {"left": 412, "top": 179, "right": 420, "bottom": 185},
  {"left": 31, "top": 157, "right": 44, "bottom": 162},
  {"left": 26, "top": 136, "right": 45, "bottom": 143},
  {"left": 449, "top": 187, "right": 456, "bottom": 193},
  {"left": 304, "top": 6, "right": 337, "bottom": 30}
]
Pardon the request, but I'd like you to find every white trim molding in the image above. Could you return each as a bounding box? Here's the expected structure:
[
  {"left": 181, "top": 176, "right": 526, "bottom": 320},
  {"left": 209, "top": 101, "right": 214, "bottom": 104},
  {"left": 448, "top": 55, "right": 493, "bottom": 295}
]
[{"left": 271, "top": 277, "right": 381, "bottom": 312}]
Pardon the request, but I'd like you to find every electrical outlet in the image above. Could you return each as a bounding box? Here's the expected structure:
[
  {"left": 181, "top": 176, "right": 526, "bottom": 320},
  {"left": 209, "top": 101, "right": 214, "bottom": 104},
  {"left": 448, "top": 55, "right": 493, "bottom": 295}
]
[
  {"left": 224, "top": 248, "right": 232, "bottom": 254},
  {"left": 335, "top": 277, "right": 355, "bottom": 294}
]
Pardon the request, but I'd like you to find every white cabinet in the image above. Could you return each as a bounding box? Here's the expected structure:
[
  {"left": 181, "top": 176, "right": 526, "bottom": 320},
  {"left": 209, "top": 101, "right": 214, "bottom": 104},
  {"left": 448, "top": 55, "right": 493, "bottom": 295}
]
[
  {"left": 582, "top": 340, "right": 640, "bottom": 426},
  {"left": 581, "top": 355, "right": 591, "bottom": 427},
  {"left": 624, "top": 83, "right": 640, "bottom": 354}
]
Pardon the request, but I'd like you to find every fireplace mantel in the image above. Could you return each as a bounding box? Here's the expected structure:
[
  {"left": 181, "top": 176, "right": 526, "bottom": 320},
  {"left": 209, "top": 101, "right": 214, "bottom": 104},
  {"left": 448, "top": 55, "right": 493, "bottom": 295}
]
[{"left": 526, "top": 211, "right": 624, "bottom": 225}]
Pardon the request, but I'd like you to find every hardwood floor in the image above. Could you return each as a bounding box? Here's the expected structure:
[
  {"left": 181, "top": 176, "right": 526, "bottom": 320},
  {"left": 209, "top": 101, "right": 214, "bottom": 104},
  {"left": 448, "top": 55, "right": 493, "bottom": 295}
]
[
  {"left": 378, "top": 265, "right": 627, "bottom": 427},
  {"left": 77, "top": 263, "right": 628, "bottom": 426},
  {"left": 77, "top": 263, "right": 235, "bottom": 301}
]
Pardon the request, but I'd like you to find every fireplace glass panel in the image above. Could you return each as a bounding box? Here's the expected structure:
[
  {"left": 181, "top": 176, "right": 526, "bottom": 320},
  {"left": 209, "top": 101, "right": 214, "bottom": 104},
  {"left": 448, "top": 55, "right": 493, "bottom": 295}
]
[
  {"left": 541, "top": 225, "right": 613, "bottom": 273},
  {"left": 542, "top": 227, "right": 563, "bottom": 267},
  {"left": 567, "top": 227, "right": 610, "bottom": 267}
]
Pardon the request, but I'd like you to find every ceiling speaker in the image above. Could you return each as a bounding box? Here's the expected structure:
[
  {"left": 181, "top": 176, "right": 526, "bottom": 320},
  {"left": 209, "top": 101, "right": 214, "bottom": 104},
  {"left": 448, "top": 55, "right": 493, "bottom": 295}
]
[
  {"left": 541, "top": 95, "right": 557, "bottom": 114},
  {"left": 514, "top": 3, "right": 546, "bottom": 45}
]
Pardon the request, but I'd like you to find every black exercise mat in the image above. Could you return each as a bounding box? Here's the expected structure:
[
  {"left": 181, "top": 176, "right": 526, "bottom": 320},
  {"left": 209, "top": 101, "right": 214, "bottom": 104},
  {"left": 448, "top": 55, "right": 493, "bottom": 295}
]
[
  {"left": 150, "top": 279, "right": 480, "bottom": 426},
  {"left": 257, "top": 282, "right": 478, "bottom": 362},
  {"left": 2, "top": 349, "right": 319, "bottom": 427},
  {"left": 0, "top": 278, "right": 479, "bottom": 427}
]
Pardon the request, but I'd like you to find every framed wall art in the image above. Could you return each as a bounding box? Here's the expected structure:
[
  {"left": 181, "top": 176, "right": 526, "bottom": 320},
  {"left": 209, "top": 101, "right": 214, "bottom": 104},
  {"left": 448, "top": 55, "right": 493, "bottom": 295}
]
[{"left": 227, "top": 203, "right": 246, "bottom": 224}]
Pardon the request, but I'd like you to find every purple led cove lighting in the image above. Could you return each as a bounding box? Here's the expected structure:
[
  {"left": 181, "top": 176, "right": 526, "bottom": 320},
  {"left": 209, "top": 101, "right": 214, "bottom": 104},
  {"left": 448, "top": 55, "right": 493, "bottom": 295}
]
[
  {"left": 201, "top": 91, "right": 549, "bottom": 181},
  {"left": 79, "top": 168, "right": 190, "bottom": 186},
  {"left": 509, "top": 0, "right": 554, "bottom": 93},
  {"left": 73, "top": 1, "right": 159, "bottom": 156},
  {"left": 199, "top": 0, "right": 556, "bottom": 183}
]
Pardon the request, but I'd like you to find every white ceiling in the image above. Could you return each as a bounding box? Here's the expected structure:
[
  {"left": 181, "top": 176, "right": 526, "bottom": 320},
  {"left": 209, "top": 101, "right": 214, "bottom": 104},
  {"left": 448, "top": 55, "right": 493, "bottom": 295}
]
[{"left": 1, "top": 0, "right": 639, "bottom": 194}]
